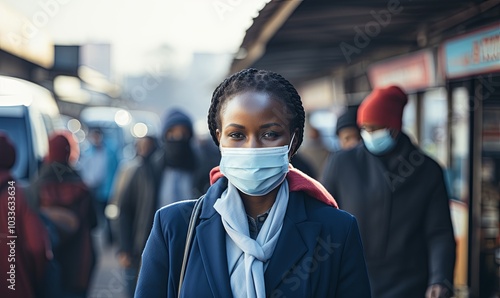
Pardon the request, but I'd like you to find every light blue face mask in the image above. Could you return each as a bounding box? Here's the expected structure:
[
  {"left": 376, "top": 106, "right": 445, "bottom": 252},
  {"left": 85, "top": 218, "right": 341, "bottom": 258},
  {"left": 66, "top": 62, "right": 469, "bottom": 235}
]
[
  {"left": 219, "top": 135, "right": 294, "bottom": 196},
  {"left": 361, "top": 129, "right": 396, "bottom": 155}
]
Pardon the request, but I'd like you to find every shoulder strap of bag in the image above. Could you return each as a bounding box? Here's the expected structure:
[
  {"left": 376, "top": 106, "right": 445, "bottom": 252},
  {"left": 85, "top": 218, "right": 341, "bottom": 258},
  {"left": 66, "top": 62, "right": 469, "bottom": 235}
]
[{"left": 178, "top": 195, "right": 204, "bottom": 297}]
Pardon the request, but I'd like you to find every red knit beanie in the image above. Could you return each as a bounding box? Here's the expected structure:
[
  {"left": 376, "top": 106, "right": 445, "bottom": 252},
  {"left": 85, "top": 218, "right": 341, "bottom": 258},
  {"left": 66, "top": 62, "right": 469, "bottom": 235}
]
[
  {"left": 0, "top": 133, "right": 16, "bottom": 169},
  {"left": 357, "top": 86, "right": 408, "bottom": 130},
  {"left": 47, "top": 133, "right": 71, "bottom": 164}
]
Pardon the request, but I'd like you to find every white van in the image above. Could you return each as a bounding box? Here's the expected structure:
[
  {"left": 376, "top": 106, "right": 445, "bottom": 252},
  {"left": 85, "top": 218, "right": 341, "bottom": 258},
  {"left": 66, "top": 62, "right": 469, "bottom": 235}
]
[{"left": 0, "top": 75, "right": 62, "bottom": 185}]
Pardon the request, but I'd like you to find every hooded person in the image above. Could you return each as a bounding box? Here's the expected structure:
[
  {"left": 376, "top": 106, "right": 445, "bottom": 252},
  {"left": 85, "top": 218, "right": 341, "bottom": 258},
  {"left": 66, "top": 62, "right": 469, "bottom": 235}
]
[
  {"left": 0, "top": 132, "right": 52, "bottom": 298},
  {"left": 335, "top": 105, "right": 361, "bottom": 150},
  {"left": 117, "top": 108, "right": 200, "bottom": 298},
  {"left": 322, "top": 86, "right": 456, "bottom": 298},
  {"left": 320, "top": 105, "right": 361, "bottom": 191},
  {"left": 31, "top": 132, "right": 97, "bottom": 298},
  {"left": 157, "top": 108, "right": 198, "bottom": 205},
  {"left": 161, "top": 109, "right": 197, "bottom": 170}
]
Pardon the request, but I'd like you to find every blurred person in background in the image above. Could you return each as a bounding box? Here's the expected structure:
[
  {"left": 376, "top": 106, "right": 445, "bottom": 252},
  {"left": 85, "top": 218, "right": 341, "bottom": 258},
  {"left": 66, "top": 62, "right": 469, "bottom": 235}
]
[
  {"left": 322, "top": 86, "right": 456, "bottom": 298},
  {"left": 0, "top": 132, "right": 52, "bottom": 298},
  {"left": 321, "top": 105, "right": 361, "bottom": 189},
  {"left": 193, "top": 134, "right": 221, "bottom": 196},
  {"left": 107, "top": 135, "right": 158, "bottom": 225},
  {"left": 79, "top": 127, "right": 118, "bottom": 245},
  {"left": 290, "top": 152, "right": 316, "bottom": 178},
  {"left": 117, "top": 109, "right": 199, "bottom": 297},
  {"left": 154, "top": 109, "right": 199, "bottom": 204},
  {"left": 32, "top": 133, "right": 97, "bottom": 298},
  {"left": 335, "top": 105, "right": 361, "bottom": 150},
  {"left": 108, "top": 135, "right": 158, "bottom": 298},
  {"left": 135, "top": 68, "right": 370, "bottom": 297},
  {"left": 297, "top": 119, "right": 330, "bottom": 180}
]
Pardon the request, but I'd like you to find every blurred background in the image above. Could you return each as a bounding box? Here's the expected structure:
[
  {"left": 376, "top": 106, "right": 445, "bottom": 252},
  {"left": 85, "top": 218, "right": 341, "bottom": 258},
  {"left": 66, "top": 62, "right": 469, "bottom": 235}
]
[{"left": 0, "top": 0, "right": 499, "bottom": 297}]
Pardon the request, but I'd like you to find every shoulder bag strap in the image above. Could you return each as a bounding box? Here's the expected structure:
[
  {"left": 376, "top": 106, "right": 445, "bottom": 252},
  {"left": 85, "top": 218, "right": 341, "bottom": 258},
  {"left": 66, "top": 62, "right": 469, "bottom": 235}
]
[{"left": 178, "top": 195, "right": 204, "bottom": 297}]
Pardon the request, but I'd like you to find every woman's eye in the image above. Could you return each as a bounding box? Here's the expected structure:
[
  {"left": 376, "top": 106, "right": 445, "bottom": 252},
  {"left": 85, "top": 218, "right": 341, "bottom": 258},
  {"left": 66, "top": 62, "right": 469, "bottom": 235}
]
[
  {"left": 263, "top": 131, "right": 279, "bottom": 139},
  {"left": 228, "top": 132, "right": 244, "bottom": 139}
]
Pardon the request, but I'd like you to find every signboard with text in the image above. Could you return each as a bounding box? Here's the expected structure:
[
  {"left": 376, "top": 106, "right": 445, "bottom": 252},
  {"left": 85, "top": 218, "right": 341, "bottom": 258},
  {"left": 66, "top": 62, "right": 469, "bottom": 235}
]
[
  {"left": 367, "top": 50, "right": 436, "bottom": 92},
  {"left": 442, "top": 22, "right": 500, "bottom": 79}
]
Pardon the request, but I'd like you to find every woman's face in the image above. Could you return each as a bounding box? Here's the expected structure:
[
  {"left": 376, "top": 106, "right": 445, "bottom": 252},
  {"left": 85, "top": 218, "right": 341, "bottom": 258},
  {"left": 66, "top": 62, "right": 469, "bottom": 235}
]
[{"left": 216, "top": 90, "right": 295, "bottom": 152}]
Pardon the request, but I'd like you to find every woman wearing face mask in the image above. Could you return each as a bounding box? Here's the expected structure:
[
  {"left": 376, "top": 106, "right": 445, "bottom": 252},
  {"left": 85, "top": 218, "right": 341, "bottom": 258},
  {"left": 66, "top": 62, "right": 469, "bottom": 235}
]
[
  {"left": 322, "top": 86, "right": 456, "bottom": 298},
  {"left": 135, "top": 68, "right": 371, "bottom": 298}
]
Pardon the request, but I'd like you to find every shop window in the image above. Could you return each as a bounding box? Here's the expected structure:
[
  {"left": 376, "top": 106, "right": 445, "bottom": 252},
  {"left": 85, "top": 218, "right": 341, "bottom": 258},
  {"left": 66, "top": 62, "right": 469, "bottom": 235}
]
[
  {"left": 402, "top": 93, "right": 418, "bottom": 144},
  {"left": 450, "top": 87, "right": 470, "bottom": 290},
  {"left": 421, "top": 87, "right": 449, "bottom": 167}
]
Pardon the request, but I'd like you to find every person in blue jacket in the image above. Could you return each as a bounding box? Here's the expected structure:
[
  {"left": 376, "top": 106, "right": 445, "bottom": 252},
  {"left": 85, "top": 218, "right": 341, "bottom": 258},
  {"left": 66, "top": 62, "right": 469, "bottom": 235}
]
[{"left": 135, "top": 68, "right": 371, "bottom": 297}]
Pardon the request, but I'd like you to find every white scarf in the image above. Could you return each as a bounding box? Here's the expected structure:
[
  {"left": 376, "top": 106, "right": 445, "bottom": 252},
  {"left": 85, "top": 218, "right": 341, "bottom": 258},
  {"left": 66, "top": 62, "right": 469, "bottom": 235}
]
[{"left": 213, "top": 180, "right": 289, "bottom": 298}]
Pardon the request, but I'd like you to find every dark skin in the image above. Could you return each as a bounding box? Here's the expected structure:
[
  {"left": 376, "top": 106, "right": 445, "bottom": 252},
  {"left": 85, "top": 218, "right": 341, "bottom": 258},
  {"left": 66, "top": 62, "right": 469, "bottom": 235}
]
[
  {"left": 360, "top": 124, "right": 399, "bottom": 138},
  {"left": 165, "top": 125, "right": 191, "bottom": 141},
  {"left": 216, "top": 91, "right": 297, "bottom": 219},
  {"left": 337, "top": 127, "right": 361, "bottom": 150}
]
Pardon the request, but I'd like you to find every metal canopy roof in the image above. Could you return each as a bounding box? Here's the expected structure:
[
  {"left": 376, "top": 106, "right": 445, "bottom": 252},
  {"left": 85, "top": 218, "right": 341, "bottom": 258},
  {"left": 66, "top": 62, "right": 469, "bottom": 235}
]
[{"left": 232, "top": 0, "right": 500, "bottom": 85}]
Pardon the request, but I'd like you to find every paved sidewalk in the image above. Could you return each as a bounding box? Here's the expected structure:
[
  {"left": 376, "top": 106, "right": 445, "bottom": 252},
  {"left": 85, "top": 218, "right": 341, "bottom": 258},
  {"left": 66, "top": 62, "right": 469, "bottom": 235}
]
[{"left": 88, "top": 229, "right": 130, "bottom": 298}]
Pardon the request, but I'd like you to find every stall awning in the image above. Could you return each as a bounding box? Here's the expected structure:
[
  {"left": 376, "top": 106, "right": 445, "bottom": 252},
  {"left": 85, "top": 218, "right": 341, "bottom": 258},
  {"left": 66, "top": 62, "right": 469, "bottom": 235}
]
[{"left": 232, "top": 0, "right": 500, "bottom": 85}]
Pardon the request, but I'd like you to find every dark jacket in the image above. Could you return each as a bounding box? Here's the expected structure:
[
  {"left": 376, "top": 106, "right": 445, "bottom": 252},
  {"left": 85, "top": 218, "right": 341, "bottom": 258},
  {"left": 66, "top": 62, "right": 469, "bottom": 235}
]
[
  {"left": 135, "top": 177, "right": 371, "bottom": 297},
  {"left": 322, "top": 133, "right": 456, "bottom": 298},
  {"left": 117, "top": 150, "right": 162, "bottom": 262},
  {"left": 118, "top": 144, "right": 206, "bottom": 262},
  {"left": 34, "top": 162, "right": 97, "bottom": 292}
]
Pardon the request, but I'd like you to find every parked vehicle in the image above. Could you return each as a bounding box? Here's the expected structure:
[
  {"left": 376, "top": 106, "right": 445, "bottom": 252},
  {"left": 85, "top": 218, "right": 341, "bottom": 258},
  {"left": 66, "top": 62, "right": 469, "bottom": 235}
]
[{"left": 0, "top": 75, "right": 62, "bottom": 186}]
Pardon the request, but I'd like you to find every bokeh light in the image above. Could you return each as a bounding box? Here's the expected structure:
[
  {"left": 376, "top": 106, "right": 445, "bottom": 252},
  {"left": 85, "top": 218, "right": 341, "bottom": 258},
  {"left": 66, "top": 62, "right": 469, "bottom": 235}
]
[
  {"left": 114, "top": 109, "right": 131, "bottom": 126},
  {"left": 67, "top": 118, "right": 81, "bottom": 133},
  {"left": 132, "top": 122, "right": 148, "bottom": 138}
]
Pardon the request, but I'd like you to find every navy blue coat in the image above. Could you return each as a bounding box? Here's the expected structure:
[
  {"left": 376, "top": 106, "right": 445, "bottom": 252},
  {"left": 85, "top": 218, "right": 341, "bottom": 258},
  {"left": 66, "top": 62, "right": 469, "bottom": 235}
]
[{"left": 135, "top": 178, "right": 371, "bottom": 297}]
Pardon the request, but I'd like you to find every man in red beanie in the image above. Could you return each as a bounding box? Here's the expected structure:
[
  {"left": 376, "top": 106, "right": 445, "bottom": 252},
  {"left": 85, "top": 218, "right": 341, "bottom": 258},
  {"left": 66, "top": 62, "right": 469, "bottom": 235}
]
[
  {"left": 322, "top": 86, "right": 456, "bottom": 298},
  {"left": 0, "top": 132, "right": 51, "bottom": 298}
]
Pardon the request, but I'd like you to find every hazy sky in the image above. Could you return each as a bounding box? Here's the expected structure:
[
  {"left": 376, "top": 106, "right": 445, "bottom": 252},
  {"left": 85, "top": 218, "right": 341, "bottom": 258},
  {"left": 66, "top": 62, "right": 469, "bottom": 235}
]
[{"left": 3, "top": 0, "right": 269, "bottom": 76}]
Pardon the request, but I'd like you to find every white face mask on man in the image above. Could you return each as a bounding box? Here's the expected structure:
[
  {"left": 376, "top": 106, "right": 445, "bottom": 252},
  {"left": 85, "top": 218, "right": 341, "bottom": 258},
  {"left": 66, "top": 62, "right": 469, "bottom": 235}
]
[
  {"left": 219, "top": 134, "right": 295, "bottom": 196},
  {"left": 360, "top": 129, "right": 396, "bottom": 155}
]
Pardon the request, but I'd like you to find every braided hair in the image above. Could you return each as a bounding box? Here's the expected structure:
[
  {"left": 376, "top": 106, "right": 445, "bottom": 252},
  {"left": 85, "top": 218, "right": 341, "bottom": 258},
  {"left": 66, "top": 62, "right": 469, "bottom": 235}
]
[{"left": 208, "top": 68, "right": 305, "bottom": 155}]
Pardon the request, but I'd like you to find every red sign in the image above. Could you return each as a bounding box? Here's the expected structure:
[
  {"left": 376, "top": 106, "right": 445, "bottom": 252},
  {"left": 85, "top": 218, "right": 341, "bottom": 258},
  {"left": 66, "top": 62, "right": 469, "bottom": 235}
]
[{"left": 367, "top": 50, "right": 436, "bottom": 92}]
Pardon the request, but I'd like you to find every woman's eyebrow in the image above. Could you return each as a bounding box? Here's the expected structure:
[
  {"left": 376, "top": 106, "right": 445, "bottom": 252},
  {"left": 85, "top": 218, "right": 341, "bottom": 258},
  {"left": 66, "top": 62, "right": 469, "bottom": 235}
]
[
  {"left": 260, "top": 122, "right": 283, "bottom": 129},
  {"left": 225, "top": 123, "right": 245, "bottom": 129}
]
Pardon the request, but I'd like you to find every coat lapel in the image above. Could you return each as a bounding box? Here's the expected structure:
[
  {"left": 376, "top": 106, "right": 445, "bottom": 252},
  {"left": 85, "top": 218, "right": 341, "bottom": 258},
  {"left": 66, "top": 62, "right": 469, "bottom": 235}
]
[
  {"left": 264, "top": 192, "right": 322, "bottom": 295},
  {"left": 194, "top": 178, "right": 233, "bottom": 297},
  {"left": 196, "top": 209, "right": 233, "bottom": 297}
]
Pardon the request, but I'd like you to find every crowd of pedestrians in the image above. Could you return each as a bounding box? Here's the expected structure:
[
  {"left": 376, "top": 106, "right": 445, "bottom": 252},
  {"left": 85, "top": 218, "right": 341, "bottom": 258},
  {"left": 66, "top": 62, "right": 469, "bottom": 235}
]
[{"left": 0, "top": 69, "right": 458, "bottom": 298}]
